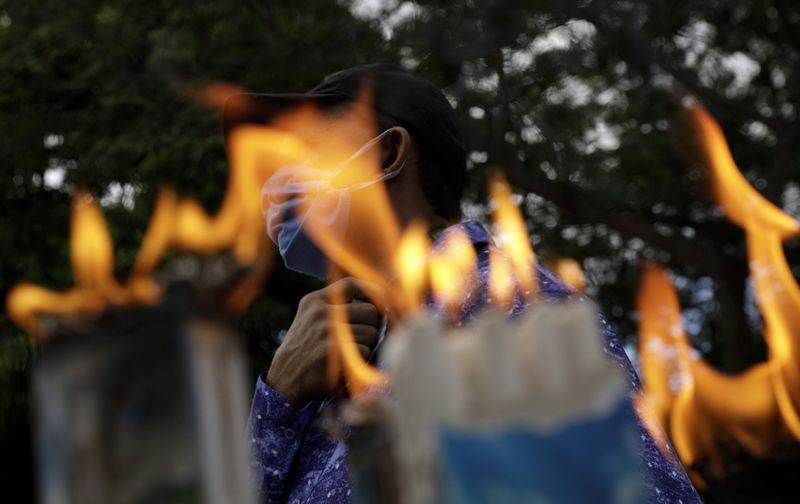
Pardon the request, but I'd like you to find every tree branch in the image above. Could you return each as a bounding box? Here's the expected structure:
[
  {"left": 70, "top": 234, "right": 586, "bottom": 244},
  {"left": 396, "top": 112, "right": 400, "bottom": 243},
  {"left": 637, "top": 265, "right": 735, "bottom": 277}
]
[
  {"left": 762, "top": 123, "right": 800, "bottom": 205},
  {"left": 572, "top": 0, "right": 784, "bottom": 130},
  {"left": 504, "top": 162, "right": 748, "bottom": 278},
  {"left": 773, "top": 0, "right": 800, "bottom": 56}
]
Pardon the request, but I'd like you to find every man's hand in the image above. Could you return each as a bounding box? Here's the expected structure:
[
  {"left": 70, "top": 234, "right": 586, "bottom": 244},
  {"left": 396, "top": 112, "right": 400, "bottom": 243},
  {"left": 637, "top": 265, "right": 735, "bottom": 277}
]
[{"left": 266, "top": 277, "right": 381, "bottom": 410}]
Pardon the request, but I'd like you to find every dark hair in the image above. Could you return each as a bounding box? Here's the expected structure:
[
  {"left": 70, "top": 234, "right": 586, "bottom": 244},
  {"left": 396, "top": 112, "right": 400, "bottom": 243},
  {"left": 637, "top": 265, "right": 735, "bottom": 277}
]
[{"left": 377, "top": 113, "right": 462, "bottom": 220}]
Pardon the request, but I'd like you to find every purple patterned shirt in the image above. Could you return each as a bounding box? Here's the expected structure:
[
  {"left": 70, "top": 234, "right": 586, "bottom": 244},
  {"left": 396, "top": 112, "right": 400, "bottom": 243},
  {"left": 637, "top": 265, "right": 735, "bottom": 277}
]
[{"left": 248, "top": 221, "right": 701, "bottom": 503}]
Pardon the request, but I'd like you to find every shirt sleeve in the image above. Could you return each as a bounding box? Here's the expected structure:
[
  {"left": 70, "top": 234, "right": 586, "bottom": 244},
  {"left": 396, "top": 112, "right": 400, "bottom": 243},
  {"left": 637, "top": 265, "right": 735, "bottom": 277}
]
[{"left": 247, "top": 373, "right": 319, "bottom": 504}]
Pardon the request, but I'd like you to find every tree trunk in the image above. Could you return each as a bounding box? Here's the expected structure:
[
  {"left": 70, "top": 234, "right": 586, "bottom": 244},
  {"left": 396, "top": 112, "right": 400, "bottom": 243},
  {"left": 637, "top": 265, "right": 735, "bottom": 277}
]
[{"left": 714, "top": 260, "right": 756, "bottom": 373}]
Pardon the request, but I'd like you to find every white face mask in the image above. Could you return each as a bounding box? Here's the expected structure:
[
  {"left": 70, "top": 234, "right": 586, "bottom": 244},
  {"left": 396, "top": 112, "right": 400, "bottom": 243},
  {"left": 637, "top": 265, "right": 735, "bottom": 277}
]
[{"left": 261, "top": 129, "right": 404, "bottom": 278}]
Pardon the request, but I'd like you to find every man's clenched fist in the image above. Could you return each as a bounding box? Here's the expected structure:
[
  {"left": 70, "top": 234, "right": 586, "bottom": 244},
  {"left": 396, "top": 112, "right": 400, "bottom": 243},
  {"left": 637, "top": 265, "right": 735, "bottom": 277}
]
[{"left": 266, "top": 277, "right": 381, "bottom": 409}]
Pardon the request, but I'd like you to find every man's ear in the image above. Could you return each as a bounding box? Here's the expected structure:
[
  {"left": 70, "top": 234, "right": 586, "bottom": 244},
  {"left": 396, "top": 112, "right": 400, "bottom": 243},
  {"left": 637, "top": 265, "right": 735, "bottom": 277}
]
[{"left": 380, "top": 126, "right": 412, "bottom": 174}]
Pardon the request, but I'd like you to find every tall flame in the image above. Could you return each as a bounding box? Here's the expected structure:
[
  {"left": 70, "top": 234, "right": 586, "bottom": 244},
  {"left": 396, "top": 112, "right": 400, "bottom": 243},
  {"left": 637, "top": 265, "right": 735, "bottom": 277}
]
[
  {"left": 637, "top": 265, "right": 691, "bottom": 427},
  {"left": 71, "top": 190, "right": 120, "bottom": 298},
  {"left": 328, "top": 173, "right": 539, "bottom": 396},
  {"left": 328, "top": 278, "right": 388, "bottom": 397},
  {"left": 638, "top": 100, "right": 800, "bottom": 485},
  {"left": 6, "top": 102, "right": 325, "bottom": 339},
  {"left": 489, "top": 247, "right": 516, "bottom": 310},
  {"left": 394, "top": 222, "right": 430, "bottom": 315},
  {"left": 7, "top": 79, "right": 545, "bottom": 405},
  {"left": 6, "top": 85, "right": 381, "bottom": 340},
  {"left": 428, "top": 228, "right": 477, "bottom": 314},
  {"left": 263, "top": 86, "right": 401, "bottom": 290},
  {"left": 8, "top": 191, "right": 146, "bottom": 339},
  {"left": 489, "top": 173, "right": 538, "bottom": 301}
]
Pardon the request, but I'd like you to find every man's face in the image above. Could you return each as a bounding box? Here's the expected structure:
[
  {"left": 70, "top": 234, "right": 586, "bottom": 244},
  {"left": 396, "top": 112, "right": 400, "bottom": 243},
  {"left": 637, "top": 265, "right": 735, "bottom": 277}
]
[{"left": 265, "top": 99, "right": 402, "bottom": 281}]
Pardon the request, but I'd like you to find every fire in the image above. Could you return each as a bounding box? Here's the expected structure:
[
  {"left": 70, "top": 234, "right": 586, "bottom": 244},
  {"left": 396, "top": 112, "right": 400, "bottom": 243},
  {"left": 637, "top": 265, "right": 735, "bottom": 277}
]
[
  {"left": 262, "top": 83, "right": 402, "bottom": 290},
  {"left": 190, "top": 82, "right": 248, "bottom": 111},
  {"left": 7, "top": 191, "right": 152, "bottom": 339},
  {"left": 6, "top": 103, "right": 320, "bottom": 339},
  {"left": 552, "top": 258, "right": 587, "bottom": 292},
  {"left": 638, "top": 100, "right": 800, "bottom": 484},
  {"left": 394, "top": 222, "right": 430, "bottom": 315},
  {"left": 489, "top": 247, "right": 515, "bottom": 310},
  {"left": 428, "top": 228, "right": 478, "bottom": 314},
  {"left": 637, "top": 265, "right": 689, "bottom": 426},
  {"left": 6, "top": 79, "right": 407, "bottom": 408},
  {"left": 71, "top": 190, "right": 122, "bottom": 299},
  {"left": 7, "top": 76, "right": 543, "bottom": 402},
  {"left": 638, "top": 264, "right": 785, "bottom": 484},
  {"left": 489, "top": 172, "right": 538, "bottom": 301},
  {"left": 327, "top": 172, "right": 538, "bottom": 395},
  {"left": 688, "top": 102, "right": 799, "bottom": 238},
  {"left": 7, "top": 87, "right": 382, "bottom": 340},
  {"left": 327, "top": 278, "right": 389, "bottom": 397}
]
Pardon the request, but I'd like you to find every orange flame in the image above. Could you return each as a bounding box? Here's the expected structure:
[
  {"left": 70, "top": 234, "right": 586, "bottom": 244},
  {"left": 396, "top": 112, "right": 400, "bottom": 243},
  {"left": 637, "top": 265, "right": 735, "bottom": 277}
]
[
  {"left": 323, "top": 171, "right": 541, "bottom": 395},
  {"left": 328, "top": 279, "right": 388, "bottom": 397},
  {"left": 489, "top": 173, "right": 538, "bottom": 300},
  {"left": 70, "top": 190, "right": 122, "bottom": 298},
  {"left": 637, "top": 264, "right": 689, "bottom": 427},
  {"left": 688, "top": 102, "right": 799, "bottom": 238},
  {"left": 638, "top": 264, "right": 785, "bottom": 484},
  {"left": 190, "top": 82, "right": 248, "bottom": 111},
  {"left": 5, "top": 98, "right": 325, "bottom": 339},
  {"left": 428, "top": 228, "right": 477, "bottom": 314},
  {"left": 262, "top": 85, "right": 401, "bottom": 290},
  {"left": 638, "top": 100, "right": 800, "bottom": 484},
  {"left": 552, "top": 258, "right": 587, "bottom": 292},
  {"left": 394, "top": 222, "right": 430, "bottom": 315},
  {"left": 8, "top": 191, "right": 145, "bottom": 339},
  {"left": 489, "top": 247, "right": 516, "bottom": 310},
  {"left": 6, "top": 78, "right": 401, "bottom": 406},
  {"left": 6, "top": 77, "right": 546, "bottom": 406},
  {"left": 632, "top": 391, "right": 673, "bottom": 466},
  {"left": 7, "top": 77, "right": 411, "bottom": 342}
]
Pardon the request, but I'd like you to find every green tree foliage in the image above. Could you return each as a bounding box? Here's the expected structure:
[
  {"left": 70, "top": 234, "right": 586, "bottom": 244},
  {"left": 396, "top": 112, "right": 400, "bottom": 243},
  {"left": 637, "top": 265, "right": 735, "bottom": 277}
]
[
  {"left": 376, "top": 0, "right": 799, "bottom": 370},
  {"left": 2, "top": 0, "right": 799, "bottom": 500}
]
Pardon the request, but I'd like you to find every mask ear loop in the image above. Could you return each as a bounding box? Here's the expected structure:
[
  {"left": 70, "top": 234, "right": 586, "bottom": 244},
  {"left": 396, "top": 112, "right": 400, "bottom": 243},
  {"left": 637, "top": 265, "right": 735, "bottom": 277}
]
[
  {"left": 331, "top": 129, "right": 390, "bottom": 177},
  {"left": 347, "top": 159, "right": 405, "bottom": 192},
  {"left": 330, "top": 129, "right": 406, "bottom": 192}
]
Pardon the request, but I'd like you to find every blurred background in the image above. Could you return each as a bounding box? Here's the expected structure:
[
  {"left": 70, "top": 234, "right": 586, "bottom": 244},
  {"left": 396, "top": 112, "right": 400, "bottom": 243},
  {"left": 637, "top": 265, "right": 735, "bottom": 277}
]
[{"left": 1, "top": 0, "right": 798, "bottom": 501}]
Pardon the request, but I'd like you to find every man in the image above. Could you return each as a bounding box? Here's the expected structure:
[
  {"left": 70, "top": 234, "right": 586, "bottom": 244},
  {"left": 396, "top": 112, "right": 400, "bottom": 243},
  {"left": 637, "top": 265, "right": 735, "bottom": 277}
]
[{"left": 225, "top": 64, "right": 700, "bottom": 503}]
